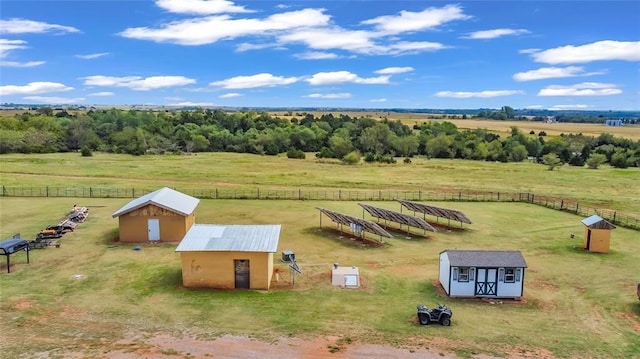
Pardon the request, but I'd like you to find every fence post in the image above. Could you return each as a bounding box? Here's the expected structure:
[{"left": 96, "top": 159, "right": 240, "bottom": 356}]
[
  {"left": 339, "top": 189, "right": 342, "bottom": 200},
  {"left": 257, "top": 188, "right": 260, "bottom": 199},
  {"left": 560, "top": 199, "right": 564, "bottom": 209},
  {"left": 46, "top": 186, "right": 49, "bottom": 197},
  {"left": 90, "top": 187, "right": 93, "bottom": 198},
  {"left": 458, "top": 191, "right": 461, "bottom": 201},
  {"left": 613, "top": 211, "right": 617, "bottom": 222},
  {"left": 576, "top": 203, "right": 579, "bottom": 214}
]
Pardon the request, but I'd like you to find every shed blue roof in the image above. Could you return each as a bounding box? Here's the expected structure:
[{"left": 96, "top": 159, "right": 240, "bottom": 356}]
[
  {"left": 112, "top": 187, "right": 199, "bottom": 218},
  {"left": 175, "top": 224, "right": 281, "bottom": 253},
  {"left": 581, "top": 215, "right": 616, "bottom": 229}
]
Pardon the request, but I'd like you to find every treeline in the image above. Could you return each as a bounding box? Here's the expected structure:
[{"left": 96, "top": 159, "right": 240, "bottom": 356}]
[{"left": 0, "top": 108, "right": 638, "bottom": 168}]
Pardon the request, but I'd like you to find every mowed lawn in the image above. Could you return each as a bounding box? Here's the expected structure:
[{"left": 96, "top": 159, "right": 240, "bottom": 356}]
[
  {"left": 1, "top": 152, "right": 639, "bottom": 215},
  {"left": 0, "top": 197, "right": 639, "bottom": 358}
]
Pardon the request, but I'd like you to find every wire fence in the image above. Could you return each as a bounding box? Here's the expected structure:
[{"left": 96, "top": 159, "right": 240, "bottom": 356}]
[{"left": 1, "top": 186, "right": 638, "bottom": 230}]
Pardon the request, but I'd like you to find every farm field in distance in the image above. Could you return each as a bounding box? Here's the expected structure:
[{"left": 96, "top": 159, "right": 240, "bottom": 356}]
[
  {"left": 271, "top": 111, "right": 640, "bottom": 140},
  {"left": 0, "top": 151, "right": 639, "bottom": 358}
]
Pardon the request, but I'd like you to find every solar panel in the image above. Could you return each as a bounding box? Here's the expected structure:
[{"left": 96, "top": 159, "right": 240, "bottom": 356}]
[
  {"left": 316, "top": 207, "right": 392, "bottom": 238},
  {"left": 358, "top": 203, "right": 437, "bottom": 232},
  {"left": 396, "top": 199, "right": 472, "bottom": 224}
]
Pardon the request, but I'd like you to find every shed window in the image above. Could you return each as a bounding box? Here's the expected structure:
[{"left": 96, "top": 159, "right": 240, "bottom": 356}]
[
  {"left": 458, "top": 267, "right": 470, "bottom": 282},
  {"left": 505, "top": 268, "right": 516, "bottom": 283}
]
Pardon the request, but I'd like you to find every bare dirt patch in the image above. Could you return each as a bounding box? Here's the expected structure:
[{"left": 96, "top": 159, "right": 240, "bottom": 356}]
[{"left": 615, "top": 312, "right": 640, "bottom": 332}]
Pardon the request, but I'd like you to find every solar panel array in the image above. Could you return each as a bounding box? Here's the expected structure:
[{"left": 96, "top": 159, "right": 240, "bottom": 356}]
[
  {"left": 358, "top": 203, "right": 437, "bottom": 232},
  {"left": 316, "top": 207, "right": 392, "bottom": 238},
  {"left": 397, "top": 199, "right": 473, "bottom": 224}
]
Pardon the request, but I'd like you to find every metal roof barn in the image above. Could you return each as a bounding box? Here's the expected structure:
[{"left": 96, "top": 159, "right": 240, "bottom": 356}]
[
  {"left": 176, "top": 224, "right": 281, "bottom": 252},
  {"left": 112, "top": 187, "right": 199, "bottom": 218}
]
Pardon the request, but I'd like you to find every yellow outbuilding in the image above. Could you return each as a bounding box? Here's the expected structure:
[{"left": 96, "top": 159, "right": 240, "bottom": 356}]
[
  {"left": 112, "top": 187, "right": 199, "bottom": 243},
  {"left": 175, "top": 224, "right": 281, "bottom": 290},
  {"left": 581, "top": 215, "right": 616, "bottom": 254}
]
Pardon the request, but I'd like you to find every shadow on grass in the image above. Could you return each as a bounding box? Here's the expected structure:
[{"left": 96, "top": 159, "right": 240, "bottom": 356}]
[{"left": 301, "top": 226, "right": 386, "bottom": 249}]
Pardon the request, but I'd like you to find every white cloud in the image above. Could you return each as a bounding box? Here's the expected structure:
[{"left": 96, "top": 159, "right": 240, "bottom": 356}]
[
  {"left": 294, "top": 51, "right": 339, "bottom": 60},
  {"left": 519, "top": 48, "right": 540, "bottom": 54},
  {"left": 219, "top": 92, "right": 243, "bottom": 98},
  {"left": 462, "top": 28, "right": 529, "bottom": 40},
  {"left": 374, "top": 66, "right": 414, "bottom": 75},
  {"left": 435, "top": 90, "right": 525, "bottom": 98},
  {"left": 76, "top": 52, "right": 110, "bottom": 60},
  {"left": 0, "top": 39, "right": 28, "bottom": 57},
  {"left": 523, "top": 105, "right": 544, "bottom": 109},
  {"left": 0, "top": 60, "right": 45, "bottom": 67},
  {"left": 155, "top": 0, "right": 252, "bottom": 15},
  {"left": 88, "top": 91, "right": 115, "bottom": 97},
  {"left": 0, "top": 18, "right": 79, "bottom": 34},
  {"left": 513, "top": 66, "right": 605, "bottom": 81},
  {"left": 306, "top": 71, "right": 389, "bottom": 85},
  {"left": 235, "top": 42, "right": 277, "bottom": 52},
  {"left": 119, "top": 8, "right": 330, "bottom": 45},
  {"left": 548, "top": 104, "right": 590, "bottom": 110},
  {"left": 82, "top": 75, "right": 196, "bottom": 90},
  {"left": 537, "top": 82, "right": 622, "bottom": 96},
  {"left": 210, "top": 73, "right": 298, "bottom": 89},
  {"left": 166, "top": 101, "right": 214, "bottom": 107},
  {"left": 305, "top": 93, "right": 352, "bottom": 99},
  {"left": 529, "top": 40, "right": 640, "bottom": 64},
  {"left": 361, "top": 4, "right": 471, "bottom": 35},
  {"left": 370, "top": 98, "right": 387, "bottom": 103},
  {"left": 0, "top": 82, "right": 74, "bottom": 96},
  {"left": 23, "top": 96, "right": 84, "bottom": 103}
]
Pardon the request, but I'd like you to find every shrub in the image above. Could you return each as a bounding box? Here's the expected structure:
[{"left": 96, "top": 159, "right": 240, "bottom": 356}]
[
  {"left": 403, "top": 157, "right": 412, "bottom": 164},
  {"left": 341, "top": 151, "right": 361, "bottom": 165},
  {"left": 80, "top": 146, "right": 93, "bottom": 157},
  {"left": 287, "top": 149, "right": 305, "bottom": 159}
]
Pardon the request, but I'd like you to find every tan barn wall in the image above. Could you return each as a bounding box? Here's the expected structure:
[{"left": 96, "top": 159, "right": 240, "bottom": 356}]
[
  {"left": 180, "top": 251, "right": 274, "bottom": 290},
  {"left": 583, "top": 227, "right": 611, "bottom": 253},
  {"left": 117, "top": 204, "right": 194, "bottom": 243}
]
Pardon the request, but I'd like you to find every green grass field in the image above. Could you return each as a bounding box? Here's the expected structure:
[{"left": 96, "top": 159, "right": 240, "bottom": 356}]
[
  {"left": 0, "top": 199, "right": 639, "bottom": 358},
  {"left": 1, "top": 152, "right": 639, "bottom": 215},
  {"left": 0, "top": 152, "right": 639, "bottom": 358}
]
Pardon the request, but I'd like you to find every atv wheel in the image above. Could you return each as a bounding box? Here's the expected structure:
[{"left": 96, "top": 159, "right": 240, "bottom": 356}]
[
  {"left": 418, "top": 314, "right": 429, "bottom": 325},
  {"left": 440, "top": 316, "right": 451, "bottom": 326}
]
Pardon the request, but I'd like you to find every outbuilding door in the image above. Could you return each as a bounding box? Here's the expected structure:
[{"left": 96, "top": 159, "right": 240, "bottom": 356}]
[
  {"left": 586, "top": 229, "right": 592, "bottom": 250},
  {"left": 147, "top": 219, "right": 160, "bottom": 241},
  {"left": 234, "top": 260, "right": 250, "bottom": 289},
  {"left": 475, "top": 268, "right": 497, "bottom": 296}
]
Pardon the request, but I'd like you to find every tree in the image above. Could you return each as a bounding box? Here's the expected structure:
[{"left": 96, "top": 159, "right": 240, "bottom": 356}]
[
  {"left": 542, "top": 153, "right": 562, "bottom": 171},
  {"left": 586, "top": 153, "right": 606, "bottom": 169},
  {"left": 509, "top": 144, "right": 528, "bottom": 162}
]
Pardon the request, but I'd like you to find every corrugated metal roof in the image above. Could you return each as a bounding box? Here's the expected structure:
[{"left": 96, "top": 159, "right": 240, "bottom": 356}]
[
  {"left": 175, "top": 224, "right": 281, "bottom": 252},
  {"left": 112, "top": 187, "right": 200, "bottom": 218},
  {"left": 581, "top": 215, "right": 616, "bottom": 229},
  {"left": 442, "top": 250, "right": 527, "bottom": 268}
]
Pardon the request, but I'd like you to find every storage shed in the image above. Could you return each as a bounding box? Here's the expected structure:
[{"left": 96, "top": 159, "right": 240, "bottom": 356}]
[
  {"left": 331, "top": 264, "right": 360, "bottom": 288},
  {"left": 175, "top": 224, "right": 281, "bottom": 290},
  {"left": 439, "top": 250, "right": 527, "bottom": 299},
  {"left": 112, "top": 187, "right": 199, "bottom": 243},
  {"left": 581, "top": 215, "right": 616, "bottom": 253}
]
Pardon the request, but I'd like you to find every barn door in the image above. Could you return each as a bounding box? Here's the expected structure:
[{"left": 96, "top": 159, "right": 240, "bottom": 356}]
[
  {"left": 475, "top": 268, "right": 498, "bottom": 296},
  {"left": 586, "top": 229, "right": 592, "bottom": 250},
  {"left": 147, "top": 219, "right": 160, "bottom": 242},
  {"left": 234, "top": 260, "right": 250, "bottom": 289}
]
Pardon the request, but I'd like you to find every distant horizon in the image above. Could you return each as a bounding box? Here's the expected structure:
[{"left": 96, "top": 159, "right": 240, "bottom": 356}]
[{"left": 1, "top": 1, "right": 638, "bottom": 111}]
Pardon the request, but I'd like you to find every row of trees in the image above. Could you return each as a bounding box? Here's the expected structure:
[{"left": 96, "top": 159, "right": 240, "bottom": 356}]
[{"left": 0, "top": 109, "right": 638, "bottom": 168}]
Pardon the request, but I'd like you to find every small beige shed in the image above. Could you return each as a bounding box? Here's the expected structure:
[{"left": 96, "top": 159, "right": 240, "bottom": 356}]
[{"left": 331, "top": 264, "right": 360, "bottom": 288}]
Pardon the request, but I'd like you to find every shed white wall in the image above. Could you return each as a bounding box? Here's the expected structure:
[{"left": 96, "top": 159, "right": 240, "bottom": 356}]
[
  {"left": 448, "top": 271, "right": 476, "bottom": 297},
  {"left": 332, "top": 267, "right": 360, "bottom": 288},
  {"left": 496, "top": 273, "right": 524, "bottom": 298},
  {"left": 438, "top": 252, "right": 451, "bottom": 295}
]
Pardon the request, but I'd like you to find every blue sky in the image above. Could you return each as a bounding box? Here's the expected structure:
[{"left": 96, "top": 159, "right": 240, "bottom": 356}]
[{"left": 0, "top": 0, "right": 639, "bottom": 110}]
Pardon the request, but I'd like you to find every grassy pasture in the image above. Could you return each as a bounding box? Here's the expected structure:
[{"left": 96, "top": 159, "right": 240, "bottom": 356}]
[
  {"left": 0, "top": 197, "right": 639, "bottom": 358},
  {"left": 1, "top": 152, "right": 639, "bottom": 215}
]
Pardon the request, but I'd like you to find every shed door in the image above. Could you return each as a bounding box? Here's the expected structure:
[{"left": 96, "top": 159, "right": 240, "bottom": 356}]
[
  {"left": 586, "top": 229, "right": 592, "bottom": 250},
  {"left": 345, "top": 274, "right": 358, "bottom": 287},
  {"left": 147, "top": 219, "right": 160, "bottom": 242},
  {"left": 475, "top": 268, "right": 497, "bottom": 296},
  {"left": 234, "top": 260, "right": 250, "bottom": 289}
]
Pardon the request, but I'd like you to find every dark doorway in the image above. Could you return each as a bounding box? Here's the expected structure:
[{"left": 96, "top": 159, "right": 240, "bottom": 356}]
[
  {"left": 234, "top": 260, "right": 250, "bottom": 289},
  {"left": 586, "top": 229, "right": 592, "bottom": 250}
]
